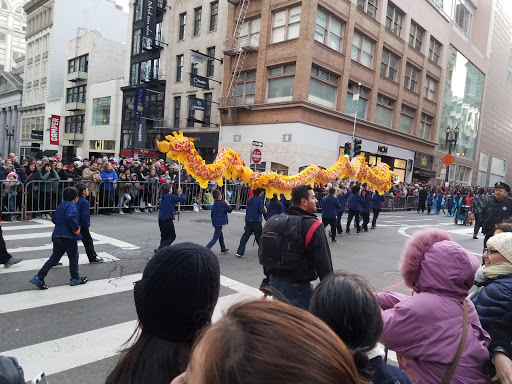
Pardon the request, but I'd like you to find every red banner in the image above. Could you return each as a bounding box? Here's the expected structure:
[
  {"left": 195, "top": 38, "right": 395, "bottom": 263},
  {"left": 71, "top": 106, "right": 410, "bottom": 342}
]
[
  {"left": 120, "top": 149, "right": 159, "bottom": 158},
  {"left": 50, "top": 115, "right": 60, "bottom": 145}
]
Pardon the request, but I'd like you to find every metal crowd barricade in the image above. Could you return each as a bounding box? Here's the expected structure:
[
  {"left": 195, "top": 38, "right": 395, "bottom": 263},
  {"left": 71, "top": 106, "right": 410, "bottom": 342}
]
[
  {"left": 0, "top": 181, "right": 23, "bottom": 221},
  {"left": 406, "top": 196, "right": 419, "bottom": 211}
]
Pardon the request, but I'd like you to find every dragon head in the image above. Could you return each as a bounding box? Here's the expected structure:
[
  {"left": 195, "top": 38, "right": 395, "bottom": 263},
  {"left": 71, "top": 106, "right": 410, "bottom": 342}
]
[{"left": 157, "top": 131, "right": 195, "bottom": 155}]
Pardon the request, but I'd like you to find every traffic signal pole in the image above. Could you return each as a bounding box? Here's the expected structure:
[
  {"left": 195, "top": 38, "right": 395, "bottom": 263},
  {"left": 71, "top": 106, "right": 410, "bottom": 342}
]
[{"left": 351, "top": 82, "right": 361, "bottom": 158}]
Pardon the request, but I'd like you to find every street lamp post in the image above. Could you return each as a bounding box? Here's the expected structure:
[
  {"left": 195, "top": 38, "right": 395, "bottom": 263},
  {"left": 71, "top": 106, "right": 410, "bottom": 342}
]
[
  {"left": 5, "top": 125, "right": 14, "bottom": 154},
  {"left": 444, "top": 125, "right": 460, "bottom": 183}
]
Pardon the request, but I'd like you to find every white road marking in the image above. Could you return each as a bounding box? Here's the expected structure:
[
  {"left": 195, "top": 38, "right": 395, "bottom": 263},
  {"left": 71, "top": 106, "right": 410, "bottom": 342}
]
[
  {"left": 0, "top": 252, "right": 118, "bottom": 275},
  {"left": 4, "top": 232, "right": 55, "bottom": 241},
  {"left": 8, "top": 240, "right": 110, "bottom": 253},
  {"left": 381, "top": 219, "right": 433, "bottom": 223},
  {"left": 89, "top": 232, "right": 140, "bottom": 250}
]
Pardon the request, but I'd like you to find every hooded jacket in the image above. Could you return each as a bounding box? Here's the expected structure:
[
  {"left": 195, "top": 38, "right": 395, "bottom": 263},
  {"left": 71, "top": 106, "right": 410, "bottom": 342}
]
[{"left": 378, "top": 230, "right": 490, "bottom": 384}]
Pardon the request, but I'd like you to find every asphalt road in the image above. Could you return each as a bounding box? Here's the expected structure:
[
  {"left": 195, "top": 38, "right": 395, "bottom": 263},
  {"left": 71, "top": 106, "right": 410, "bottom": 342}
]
[{"left": 0, "top": 208, "right": 484, "bottom": 383}]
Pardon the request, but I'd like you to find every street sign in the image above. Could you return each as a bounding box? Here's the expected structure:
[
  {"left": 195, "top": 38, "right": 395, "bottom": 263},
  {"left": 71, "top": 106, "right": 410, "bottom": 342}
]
[
  {"left": 441, "top": 153, "right": 455, "bottom": 167},
  {"left": 251, "top": 148, "right": 262, "bottom": 164},
  {"left": 440, "top": 168, "right": 446, "bottom": 178},
  {"left": 252, "top": 140, "right": 263, "bottom": 147}
]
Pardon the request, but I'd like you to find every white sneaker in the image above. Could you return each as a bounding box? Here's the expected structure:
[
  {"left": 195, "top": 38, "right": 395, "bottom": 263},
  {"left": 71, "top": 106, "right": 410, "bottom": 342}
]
[
  {"left": 119, "top": 210, "right": 124, "bottom": 215},
  {"left": 134, "top": 208, "right": 141, "bottom": 213},
  {"left": 123, "top": 203, "right": 129, "bottom": 208},
  {"left": 147, "top": 203, "right": 152, "bottom": 207}
]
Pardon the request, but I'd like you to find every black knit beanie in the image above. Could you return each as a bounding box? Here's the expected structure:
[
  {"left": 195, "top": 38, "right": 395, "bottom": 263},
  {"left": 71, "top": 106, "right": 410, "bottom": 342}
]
[{"left": 134, "top": 242, "right": 220, "bottom": 341}]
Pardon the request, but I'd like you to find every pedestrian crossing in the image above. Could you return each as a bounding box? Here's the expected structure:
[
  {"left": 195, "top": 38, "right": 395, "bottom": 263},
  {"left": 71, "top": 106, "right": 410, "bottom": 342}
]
[{"left": 0, "top": 220, "right": 262, "bottom": 382}]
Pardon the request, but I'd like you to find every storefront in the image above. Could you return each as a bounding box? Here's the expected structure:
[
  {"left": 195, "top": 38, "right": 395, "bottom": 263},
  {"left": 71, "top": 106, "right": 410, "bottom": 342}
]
[{"left": 412, "top": 152, "right": 436, "bottom": 182}]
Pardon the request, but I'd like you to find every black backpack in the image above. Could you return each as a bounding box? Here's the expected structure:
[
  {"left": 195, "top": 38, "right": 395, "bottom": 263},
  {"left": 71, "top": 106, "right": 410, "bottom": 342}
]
[{"left": 259, "top": 213, "right": 322, "bottom": 270}]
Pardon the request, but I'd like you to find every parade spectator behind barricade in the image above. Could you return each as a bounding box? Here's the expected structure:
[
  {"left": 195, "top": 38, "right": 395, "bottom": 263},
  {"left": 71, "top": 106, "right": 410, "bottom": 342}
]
[
  {"left": 378, "top": 229, "right": 491, "bottom": 383},
  {"left": 116, "top": 164, "right": 126, "bottom": 177},
  {"left": 310, "top": 271, "right": 411, "bottom": 384},
  {"left": 129, "top": 173, "right": 141, "bottom": 213},
  {"left": 159, "top": 168, "right": 173, "bottom": 184},
  {"left": 20, "top": 162, "right": 41, "bottom": 220},
  {"left": 171, "top": 300, "right": 361, "bottom": 384},
  {"left": 8, "top": 152, "right": 21, "bottom": 173},
  {"left": 236, "top": 187, "right": 266, "bottom": 257},
  {"left": 82, "top": 162, "right": 102, "bottom": 209},
  {"left": 79, "top": 158, "right": 90, "bottom": 172},
  {"left": 39, "top": 162, "right": 60, "bottom": 220},
  {"left": 117, "top": 173, "right": 132, "bottom": 215},
  {"left": 370, "top": 190, "right": 385, "bottom": 229},
  {"left": 3, "top": 172, "right": 19, "bottom": 221},
  {"left": 322, "top": 187, "right": 341, "bottom": 243},
  {"left": 335, "top": 187, "right": 350, "bottom": 236},
  {"left": 265, "top": 193, "right": 284, "bottom": 221},
  {"left": 472, "top": 232, "right": 512, "bottom": 334},
  {"left": 487, "top": 311, "right": 512, "bottom": 384},
  {"left": 482, "top": 182, "right": 512, "bottom": 249},
  {"left": 100, "top": 162, "right": 118, "bottom": 215},
  {"left": 58, "top": 163, "right": 74, "bottom": 183},
  {"left": 106, "top": 242, "right": 221, "bottom": 384},
  {"left": 346, "top": 185, "right": 362, "bottom": 235},
  {"left": 471, "top": 188, "right": 489, "bottom": 240},
  {"left": 360, "top": 189, "right": 371, "bottom": 232},
  {"left": 0, "top": 161, "right": 7, "bottom": 180},
  {"left": 146, "top": 168, "right": 159, "bottom": 210}
]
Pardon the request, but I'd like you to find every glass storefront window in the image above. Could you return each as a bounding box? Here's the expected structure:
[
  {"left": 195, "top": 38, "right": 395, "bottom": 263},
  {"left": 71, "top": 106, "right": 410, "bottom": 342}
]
[
  {"left": 438, "top": 46, "right": 484, "bottom": 160},
  {"left": 92, "top": 97, "right": 111, "bottom": 125}
]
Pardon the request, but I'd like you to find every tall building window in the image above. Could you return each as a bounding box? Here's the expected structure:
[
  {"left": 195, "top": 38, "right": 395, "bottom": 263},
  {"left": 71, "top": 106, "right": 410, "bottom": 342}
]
[
  {"left": 0, "top": 48, "right": 3, "bottom": 59},
  {"left": 267, "top": 63, "right": 295, "bottom": 103},
  {"left": 357, "top": 0, "right": 378, "bottom": 19},
  {"left": 419, "top": 113, "right": 433, "bottom": 140},
  {"left": 15, "top": 6, "right": 21, "bottom": 14},
  {"left": 65, "top": 115, "right": 85, "bottom": 134},
  {"left": 345, "top": 81, "right": 369, "bottom": 119},
  {"left": 0, "top": 32, "right": 4, "bottom": 42},
  {"left": 315, "top": 8, "right": 344, "bottom": 52},
  {"left": 424, "top": 76, "right": 437, "bottom": 101},
  {"left": 132, "top": 29, "right": 142, "bottom": 55},
  {"left": 21, "top": 116, "right": 44, "bottom": 140},
  {"left": 399, "top": 104, "right": 415, "bottom": 134},
  {"left": 385, "top": 3, "right": 403, "bottom": 36},
  {"left": 191, "top": 62, "right": 198, "bottom": 75},
  {"left": 375, "top": 94, "right": 395, "bottom": 127},
  {"left": 239, "top": 17, "right": 260, "bottom": 48},
  {"left": 308, "top": 64, "right": 339, "bottom": 109},
  {"left": 13, "top": 19, "right": 21, "bottom": 30},
  {"left": 140, "top": 60, "right": 152, "bottom": 82},
  {"left": 206, "top": 47, "right": 215, "bottom": 77},
  {"left": 176, "top": 55, "right": 184, "bottom": 82},
  {"left": 12, "top": 36, "right": 20, "bottom": 46},
  {"left": 12, "top": 51, "right": 21, "bottom": 61},
  {"left": 194, "top": 7, "right": 202, "bottom": 36},
  {"left": 134, "top": 0, "right": 143, "bottom": 21},
  {"left": 351, "top": 31, "right": 374, "bottom": 68},
  {"left": 1, "top": 1, "right": 6, "bottom": 10},
  {"left": 404, "top": 63, "right": 420, "bottom": 93},
  {"left": 409, "top": 21, "right": 424, "bottom": 51},
  {"left": 131, "top": 63, "right": 140, "bottom": 85},
  {"left": 179, "top": 13, "right": 187, "bottom": 40},
  {"left": 66, "top": 85, "right": 87, "bottom": 103},
  {"left": 187, "top": 94, "right": 196, "bottom": 127},
  {"left": 92, "top": 97, "right": 111, "bottom": 125},
  {"left": 380, "top": 49, "right": 399, "bottom": 81},
  {"left": 155, "top": 22, "right": 163, "bottom": 47},
  {"left": 209, "top": 1, "right": 218, "bottom": 32},
  {"left": 203, "top": 93, "right": 212, "bottom": 126},
  {"left": 68, "top": 54, "right": 88, "bottom": 73},
  {"left": 428, "top": 37, "right": 442, "bottom": 64},
  {"left": 0, "top": 16, "right": 7, "bottom": 27},
  {"left": 271, "top": 5, "right": 301, "bottom": 43},
  {"left": 454, "top": 0, "right": 473, "bottom": 37},
  {"left": 235, "top": 70, "right": 256, "bottom": 105},
  {"left": 173, "top": 96, "right": 181, "bottom": 128}
]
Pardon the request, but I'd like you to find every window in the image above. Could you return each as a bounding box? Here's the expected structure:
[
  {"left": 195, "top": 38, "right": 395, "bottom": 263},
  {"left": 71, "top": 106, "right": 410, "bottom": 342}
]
[
  {"left": 478, "top": 152, "right": 488, "bottom": 186},
  {"left": 12, "top": 36, "right": 19, "bottom": 46},
  {"left": 489, "top": 156, "right": 507, "bottom": 186},
  {"left": 203, "top": 93, "right": 212, "bottom": 126},
  {"left": 419, "top": 113, "right": 433, "bottom": 140},
  {"left": 308, "top": 65, "right": 339, "bottom": 108},
  {"left": 345, "top": 81, "right": 369, "bottom": 119},
  {"left": 267, "top": 63, "right": 295, "bottom": 103},
  {"left": 131, "top": 63, "right": 140, "bottom": 85},
  {"left": 173, "top": 96, "right": 181, "bottom": 128},
  {"left": 404, "top": 63, "right": 420, "bottom": 93},
  {"left": 15, "top": 6, "right": 21, "bottom": 14},
  {"left": 194, "top": 7, "right": 202, "bottom": 36},
  {"left": 351, "top": 31, "right": 374, "bottom": 68},
  {"left": 134, "top": 0, "right": 143, "bottom": 21},
  {"left": 235, "top": 70, "right": 256, "bottom": 105},
  {"left": 92, "top": 97, "right": 111, "bottom": 125},
  {"left": 209, "top": 1, "right": 218, "bottom": 32},
  {"left": 140, "top": 60, "right": 152, "bottom": 82},
  {"left": 191, "top": 62, "right": 198, "bottom": 75},
  {"left": 271, "top": 5, "right": 301, "bottom": 43},
  {"left": 429, "top": 37, "right": 441, "bottom": 64},
  {"left": 357, "top": 0, "right": 378, "bottom": 19},
  {"left": 176, "top": 55, "right": 184, "bottom": 82},
  {"left": 0, "top": 16, "right": 7, "bottom": 27},
  {"left": 13, "top": 19, "right": 21, "bottom": 30},
  {"left": 424, "top": 76, "right": 437, "bottom": 101},
  {"left": 64, "top": 115, "right": 85, "bottom": 134},
  {"left": 66, "top": 85, "right": 87, "bottom": 103},
  {"left": 409, "top": 21, "right": 424, "bottom": 51},
  {"left": 315, "top": 8, "right": 344, "bottom": 52},
  {"left": 68, "top": 54, "right": 88, "bottom": 73},
  {"left": 21, "top": 116, "right": 44, "bottom": 140},
  {"left": 179, "top": 13, "right": 186, "bottom": 40},
  {"left": 399, "top": 104, "right": 415, "bottom": 133},
  {"left": 375, "top": 94, "right": 394, "bottom": 127},
  {"left": 0, "top": 32, "right": 4, "bottom": 42},
  {"left": 21, "top": 38, "right": 25, "bottom": 48},
  {"left": 455, "top": 165, "right": 472, "bottom": 185},
  {"left": 206, "top": 47, "right": 215, "bottom": 77},
  {"left": 22, "top": 23, "right": 26, "bottom": 32},
  {"left": 380, "top": 49, "right": 399, "bottom": 81},
  {"left": 454, "top": 0, "right": 473, "bottom": 37},
  {"left": 12, "top": 51, "right": 21, "bottom": 60},
  {"left": 240, "top": 17, "right": 260, "bottom": 48},
  {"left": 132, "top": 29, "right": 142, "bottom": 55},
  {"left": 155, "top": 22, "right": 163, "bottom": 47},
  {"left": 1, "top": 1, "right": 6, "bottom": 10},
  {"left": 187, "top": 95, "right": 196, "bottom": 127},
  {"left": 385, "top": 3, "right": 403, "bottom": 36}
]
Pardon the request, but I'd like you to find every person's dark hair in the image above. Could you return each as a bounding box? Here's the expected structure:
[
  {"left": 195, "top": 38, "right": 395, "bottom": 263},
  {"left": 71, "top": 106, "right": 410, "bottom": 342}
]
[
  {"left": 328, "top": 187, "right": 335, "bottom": 195},
  {"left": 75, "top": 183, "right": 87, "bottom": 196},
  {"left": 189, "top": 299, "right": 361, "bottom": 384},
  {"left": 63, "top": 187, "right": 79, "bottom": 201},
  {"left": 40, "top": 162, "right": 52, "bottom": 175},
  {"left": 495, "top": 220, "right": 512, "bottom": 234},
  {"left": 291, "top": 185, "right": 313, "bottom": 205},
  {"left": 212, "top": 189, "right": 222, "bottom": 200},
  {"left": 269, "top": 193, "right": 281, "bottom": 209},
  {"left": 253, "top": 188, "right": 264, "bottom": 197},
  {"left": 478, "top": 187, "right": 485, "bottom": 195},
  {"left": 310, "top": 271, "right": 382, "bottom": 382},
  {"left": 351, "top": 185, "right": 360, "bottom": 194},
  {"left": 161, "top": 183, "right": 172, "bottom": 195}
]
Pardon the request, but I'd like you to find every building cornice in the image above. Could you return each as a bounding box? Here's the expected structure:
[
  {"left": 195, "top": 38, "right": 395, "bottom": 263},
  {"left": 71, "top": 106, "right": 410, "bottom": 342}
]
[
  {"left": 19, "top": 103, "right": 45, "bottom": 112},
  {"left": 24, "top": 0, "right": 53, "bottom": 14}
]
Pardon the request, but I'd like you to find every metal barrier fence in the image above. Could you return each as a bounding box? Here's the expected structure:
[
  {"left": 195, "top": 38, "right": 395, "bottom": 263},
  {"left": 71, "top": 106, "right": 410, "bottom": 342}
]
[{"left": 0, "top": 181, "right": 23, "bottom": 221}]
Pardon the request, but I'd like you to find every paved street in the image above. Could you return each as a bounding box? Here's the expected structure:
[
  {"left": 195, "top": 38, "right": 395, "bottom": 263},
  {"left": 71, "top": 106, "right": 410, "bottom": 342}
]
[{"left": 0, "top": 209, "right": 485, "bottom": 383}]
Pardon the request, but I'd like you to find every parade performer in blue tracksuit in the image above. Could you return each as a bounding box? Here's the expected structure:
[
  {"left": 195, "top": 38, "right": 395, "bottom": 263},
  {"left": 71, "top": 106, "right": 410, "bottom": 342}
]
[
  {"left": 236, "top": 188, "right": 266, "bottom": 257},
  {"left": 346, "top": 185, "right": 363, "bottom": 235},
  {"left": 75, "top": 183, "right": 103, "bottom": 263},
  {"left": 360, "top": 189, "right": 371, "bottom": 232},
  {"left": 322, "top": 187, "right": 341, "bottom": 243},
  {"left": 370, "top": 190, "right": 385, "bottom": 229},
  {"left": 336, "top": 187, "right": 350, "bottom": 235},
  {"left": 206, "top": 189, "right": 232, "bottom": 253},
  {"left": 156, "top": 184, "right": 186, "bottom": 252}
]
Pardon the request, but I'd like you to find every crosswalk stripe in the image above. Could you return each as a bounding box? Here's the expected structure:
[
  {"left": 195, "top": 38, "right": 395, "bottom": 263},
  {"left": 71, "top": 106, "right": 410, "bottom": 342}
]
[
  {"left": 4, "top": 232, "right": 54, "bottom": 241},
  {"left": 89, "top": 232, "right": 140, "bottom": 250},
  {"left": 1, "top": 223, "right": 54, "bottom": 231},
  {"left": 0, "top": 252, "right": 119, "bottom": 275},
  {"left": 1, "top": 291, "right": 260, "bottom": 379},
  {"left": 8, "top": 240, "right": 110, "bottom": 254}
]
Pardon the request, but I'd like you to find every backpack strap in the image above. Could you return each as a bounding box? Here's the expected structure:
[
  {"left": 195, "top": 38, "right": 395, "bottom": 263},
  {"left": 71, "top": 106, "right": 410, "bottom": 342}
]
[
  {"left": 305, "top": 220, "right": 322, "bottom": 248},
  {"left": 441, "top": 300, "right": 468, "bottom": 384}
]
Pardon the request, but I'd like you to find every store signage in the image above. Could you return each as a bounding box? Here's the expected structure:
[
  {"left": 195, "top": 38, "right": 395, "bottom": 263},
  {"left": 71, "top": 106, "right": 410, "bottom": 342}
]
[
  {"left": 134, "top": 87, "right": 146, "bottom": 116},
  {"left": 377, "top": 145, "right": 388, "bottom": 154},
  {"left": 31, "top": 130, "right": 43, "bottom": 140},
  {"left": 142, "top": 0, "right": 156, "bottom": 50},
  {"left": 134, "top": 119, "right": 146, "bottom": 149},
  {"left": 191, "top": 97, "right": 206, "bottom": 111},
  {"left": 252, "top": 141, "right": 263, "bottom": 147},
  {"left": 50, "top": 115, "right": 60, "bottom": 145},
  {"left": 189, "top": 73, "right": 210, "bottom": 90}
]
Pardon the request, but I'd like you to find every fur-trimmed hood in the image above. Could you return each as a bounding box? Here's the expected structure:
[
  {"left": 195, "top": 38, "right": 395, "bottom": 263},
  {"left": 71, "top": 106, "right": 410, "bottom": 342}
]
[{"left": 400, "top": 229, "right": 479, "bottom": 299}]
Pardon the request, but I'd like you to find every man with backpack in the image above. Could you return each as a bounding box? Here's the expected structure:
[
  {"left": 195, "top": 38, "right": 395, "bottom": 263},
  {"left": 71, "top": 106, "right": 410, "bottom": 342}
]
[{"left": 259, "top": 185, "right": 333, "bottom": 309}]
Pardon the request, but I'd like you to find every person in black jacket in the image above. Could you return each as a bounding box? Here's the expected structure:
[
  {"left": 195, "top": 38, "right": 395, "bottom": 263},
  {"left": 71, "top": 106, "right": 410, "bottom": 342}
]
[
  {"left": 488, "top": 311, "right": 512, "bottom": 383},
  {"left": 482, "top": 182, "right": 512, "bottom": 248},
  {"left": 418, "top": 186, "right": 428, "bottom": 213},
  {"left": 266, "top": 185, "right": 333, "bottom": 310}
]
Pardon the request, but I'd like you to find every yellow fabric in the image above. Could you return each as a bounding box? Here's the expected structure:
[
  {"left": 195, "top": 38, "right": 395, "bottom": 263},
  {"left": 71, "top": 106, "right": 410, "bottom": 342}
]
[
  {"left": 157, "top": 131, "right": 394, "bottom": 197},
  {"left": 483, "top": 262, "right": 512, "bottom": 279}
]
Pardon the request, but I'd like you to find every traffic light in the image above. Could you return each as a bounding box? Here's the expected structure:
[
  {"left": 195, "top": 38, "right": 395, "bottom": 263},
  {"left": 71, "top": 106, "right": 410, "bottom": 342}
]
[
  {"left": 344, "top": 142, "right": 351, "bottom": 156},
  {"left": 354, "top": 138, "right": 362, "bottom": 155}
]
